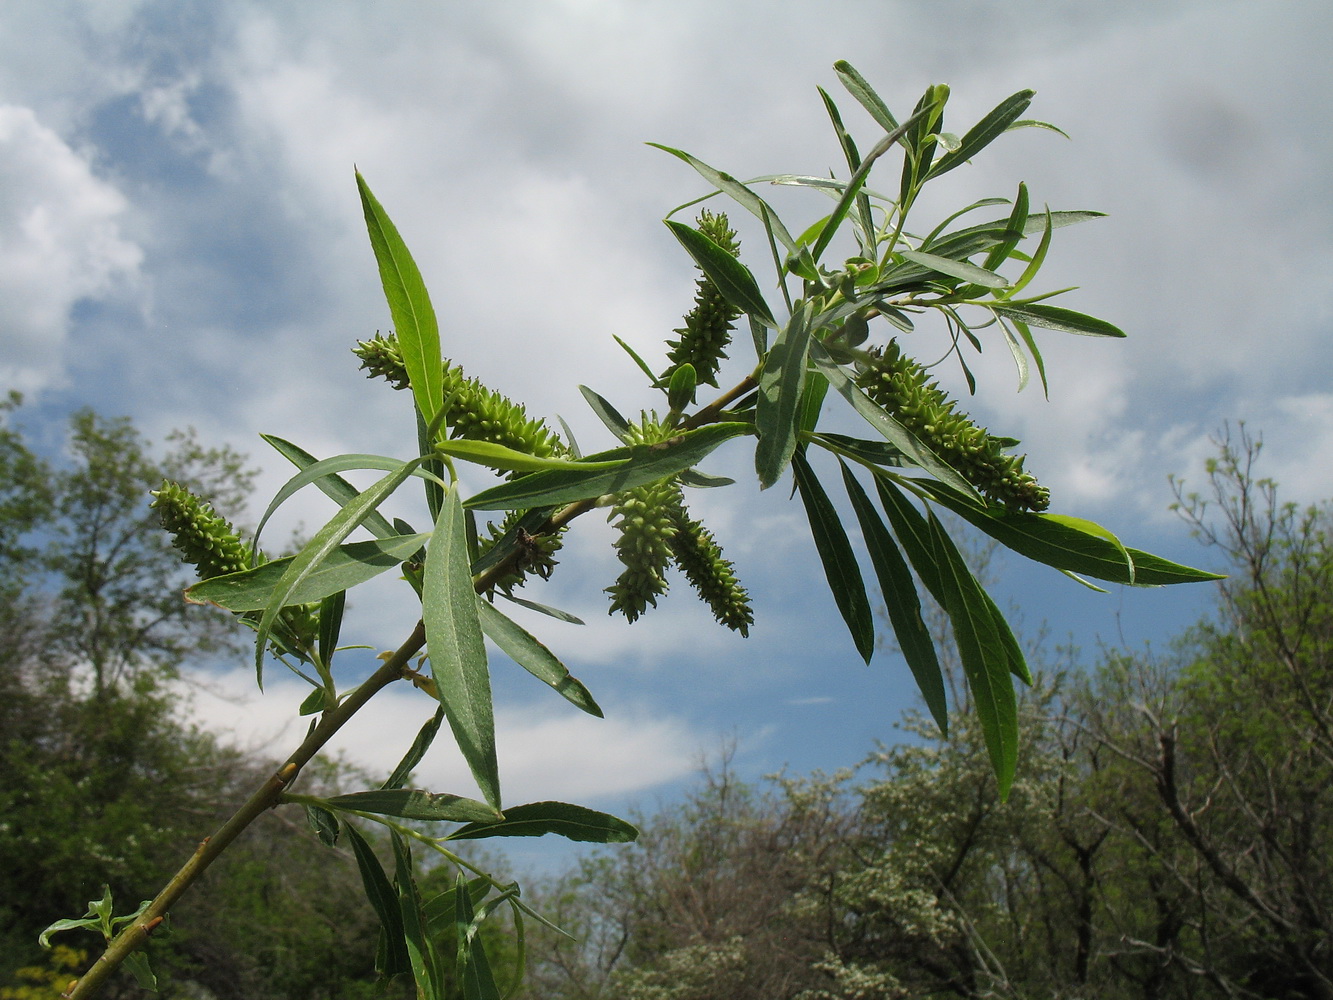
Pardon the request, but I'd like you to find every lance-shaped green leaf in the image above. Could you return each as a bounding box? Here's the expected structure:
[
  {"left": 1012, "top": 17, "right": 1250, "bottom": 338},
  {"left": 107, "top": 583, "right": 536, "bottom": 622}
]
[
  {"left": 838, "top": 461, "right": 947, "bottom": 733},
  {"left": 393, "top": 833, "right": 445, "bottom": 1000},
  {"left": 323, "top": 788, "right": 501, "bottom": 823},
  {"left": 1123, "top": 546, "right": 1227, "bottom": 585},
  {"left": 897, "top": 249, "right": 1009, "bottom": 289},
  {"left": 809, "top": 342, "right": 980, "bottom": 501},
  {"left": 475, "top": 598, "right": 602, "bottom": 717},
  {"left": 425, "top": 486, "right": 500, "bottom": 809},
  {"left": 466, "top": 422, "right": 751, "bottom": 510},
  {"left": 811, "top": 104, "right": 934, "bottom": 264},
  {"left": 665, "top": 220, "right": 776, "bottom": 327},
  {"left": 262, "top": 434, "right": 397, "bottom": 539},
  {"left": 921, "top": 209, "right": 1103, "bottom": 262},
  {"left": 756, "top": 302, "right": 813, "bottom": 489},
  {"left": 991, "top": 302, "right": 1126, "bottom": 338},
  {"left": 343, "top": 822, "right": 410, "bottom": 977},
  {"left": 449, "top": 801, "right": 639, "bottom": 843},
  {"left": 358, "top": 171, "right": 443, "bottom": 425},
  {"left": 253, "top": 462, "right": 420, "bottom": 683},
  {"left": 382, "top": 708, "right": 445, "bottom": 791},
  {"left": 317, "top": 589, "right": 345, "bottom": 670},
  {"left": 927, "top": 511, "right": 1019, "bottom": 798},
  {"left": 454, "top": 873, "right": 501, "bottom": 1000},
  {"left": 982, "top": 182, "right": 1030, "bottom": 273},
  {"left": 818, "top": 86, "right": 876, "bottom": 255},
  {"left": 435, "top": 438, "right": 627, "bottom": 475},
  {"left": 873, "top": 474, "right": 945, "bottom": 601},
  {"left": 834, "top": 60, "right": 901, "bottom": 135},
  {"left": 793, "top": 451, "right": 874, "bottom": 663},
  {"left": 908, "top": 478, "right": 1140, "bottom": 583},
  {"left": 928, "top": 90, "right": 1035, "bottom": 179},
  {"left": 649, "top": 143, "right": 798, "bottom": 252},
  {"left": 186, "top": 534, "right": 430, "bottom": 611},
  {"left": 580, "top": 385, "right": 633, "bottom": 441}
]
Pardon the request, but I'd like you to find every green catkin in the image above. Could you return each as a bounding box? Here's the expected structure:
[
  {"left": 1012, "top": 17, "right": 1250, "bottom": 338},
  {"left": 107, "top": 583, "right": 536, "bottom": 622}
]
[
  {"left": 664, "top": 497, "right": 753, "bottom": 636},
  {"left": 352, "top": 334, "right": 566, "bottom": 464},
  {"left": 150, "top": 481, "right": 319, "bottom": 656},
  {"left": 662, "top": 210, "right": 742, "bottom": 388},
  {"left": 855, "top": 341, "right": 1050, "bottom": 511},
  {"left": 606, "top": 414, "right": 682, "bottom": 623},
  {"left": 150, "top": 480, "right": 259, "bottom": 580}
]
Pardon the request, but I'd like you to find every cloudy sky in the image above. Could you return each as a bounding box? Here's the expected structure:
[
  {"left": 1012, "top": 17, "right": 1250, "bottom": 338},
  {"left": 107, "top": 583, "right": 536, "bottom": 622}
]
[{"left": 3, "top": 1, "right": 1330, "bottom": 842}]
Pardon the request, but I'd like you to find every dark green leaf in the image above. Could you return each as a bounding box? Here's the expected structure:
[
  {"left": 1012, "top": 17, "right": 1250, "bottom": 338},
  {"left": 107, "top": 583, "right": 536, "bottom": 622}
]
[
  {"left": 927, "top": 513, "right": 1019, "bottom": 797},
  {"left": 344, "top": 822, "right": 410, "bottom": 977},
  {"left": 812, "top": 432, "right": 908, "bottom": 468},
  {"left": 498, "top": 591, "right": 587, "bottom": 625},
  {"left": 665, "top": 220, "right": 776, "bottom": 327},
  {"left": 755, "top": 303, "right": 813, "bottom": 489},
  {"left": 818, "top": 86, "right": 876, "bottom": 255},
  {"left": 792, "top": 451, "right": 874, "bottom": 663},
  {"left": 982, "top": 182, "right": 1030, "bottom": 273},
  {"left": 678, "top": 468, "right": 736, "bottom": 489},
  {"left": 358, "top": 171, "right": 444, "bottom": 425},
  {"left": 991, "top": 302, "right": 1126, "bottom": 338},
  {"left": 833, "top": 60, "right": 900, "bottom": 135},
  {"left": 393, "top": 832, "right": 445, "bottom": 1000},
  {"left": 449, "top": 801, "right": 639, "bottom": 843},
  {"left": 897, "top": 249, "right": 1009, "bottom": 289},
  {"left": 839, "top": 462, "right": 947, "bottom": 733},
  {"left": 317, "top": 589, "right": 346, "bottom": 671},
  {"left": 580, "top": 385, "right": 632, "bottom": 440},
  {"left": 454, "top": 873, "right": 501, "bottom": 1000},
  {"left": 306, "top": 804, "right": 340, "bottom": 847},
  {"left": 1124, "top": 546, "right": 1226, "bottom": 585},
  {"left": 382, "top": 708, "right": 445, "bottom": 791},
  {"left": 425, "top": 486, "right": 500, "bottom": 809},
  {"left": 186, "top": 534, "right": 430, "bottom": 612},
  {"left": 466, "top": 422, "right": 750, "bottom": 511},
  {"left": 326, "top": 788, "right": 501, "bottom": 823},
  {"left": 667, "top": 362, "right": 697, "bottom": 411},
  {"left": 928, "top": 90, "right": 1035, "bottom": 179},
  {"left": 476, "top": 598, "right": 603, "bottom": 717}
]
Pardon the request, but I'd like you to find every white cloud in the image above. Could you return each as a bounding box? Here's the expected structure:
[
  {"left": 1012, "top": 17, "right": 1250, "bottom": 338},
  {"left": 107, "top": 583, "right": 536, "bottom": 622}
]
[
  {"left": 179, "top": 665, "right": 704, "bottom": 807},
  {"left": 0, "top": 105, "right": 142, "bottom": 393}
]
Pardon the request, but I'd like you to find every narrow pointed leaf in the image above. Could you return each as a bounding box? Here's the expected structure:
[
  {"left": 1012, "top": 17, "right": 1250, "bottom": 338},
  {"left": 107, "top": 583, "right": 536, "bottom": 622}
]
[
  {"left": 254, "top": 463, "right": 419, "bottom": 681},
  {"left": 325, "top": 788, "right": 501, "bottom": 823},
  {"left": 833, "top": 59, "right": 901, "bottom": 135},
  {"left": 466, "top": 422, "right": 750, "bottom": 510},
  {"left": 454, "top": 874, "right": 502, "bottom": 1000},
  {"left": 187, "top": 534, "right": 429, "bottom": 611},
  {"left": 317, "top": 589, "right": 346, "bottom": 670},
  {"left": 839, "top": 462, "right": 947, "bottom": 732},
  {"left": 982, "top": 182, "right": 1030, "bottom": 272},
  {"left": 1124, "top": 546, "right": 1227, "bottom": 585},
  {"left": 449, "top": 801, "right": 639, "bottom": 843},
  {"left": 793, "top": 451, "right": 874, "bottom": 662},
  {"left": 476, "top": 598, "right": 602, "bottom": 717},
  {"left": 898, "top": 249, "right": 1009, "bottom": 288},
  {"left": 649, "top": 143, "right": 798, "bottom": 251},
  {"left": 358, "top": 171, "right": 443, "bottom": 425},
  {"left": 666, "top": 220, "right": 776, "bottom": 327},
  {"left": 928, "top": 90, "right": 1035, "bottom": 179},
  {"left": 498, "top": 591, "right": 586, "bottom": 625},
  {"left": 425, "top": 486, "right": 500, "bottom": 809},
  {"left": 343, "top": 822, "right": 410, "bottom": 977},
  {"left": 926, "top": 512, "right": 1019, "bottom": 797},
  {"left": 435, "top": 438, "right": 626, "bottom": 474},
  {"left": 382, "top": 708, "right": 445, "bottom": 790},
  {"left": 580, "top": 385, "right": 632, "bottom": 440},
  {"left": 992, "top": 302, "right": 1126, "bottom": 337},
  {"left": 393, "top": 833, "right": 446, "bottom": 1000},
  {"left": 256, "top": 446, "right": 431, "bottom": 547},
  {"left": 262, "top": 434, "right": 397, "bottom": 539},
  {"left": 756, "top": 303, "right": 813, "bottom": 488}
]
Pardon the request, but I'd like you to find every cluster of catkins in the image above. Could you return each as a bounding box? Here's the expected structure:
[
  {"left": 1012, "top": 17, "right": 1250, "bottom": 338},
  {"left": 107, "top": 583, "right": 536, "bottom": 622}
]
[
  {"left": 605, "top": 414, "right": 753, "bottom": 635},
  {"left": 150, "top": 481, "right": 319, "bottom": 657},
  {"left": 855, "top": 340, "right": 1049, "bottom": 512}
]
